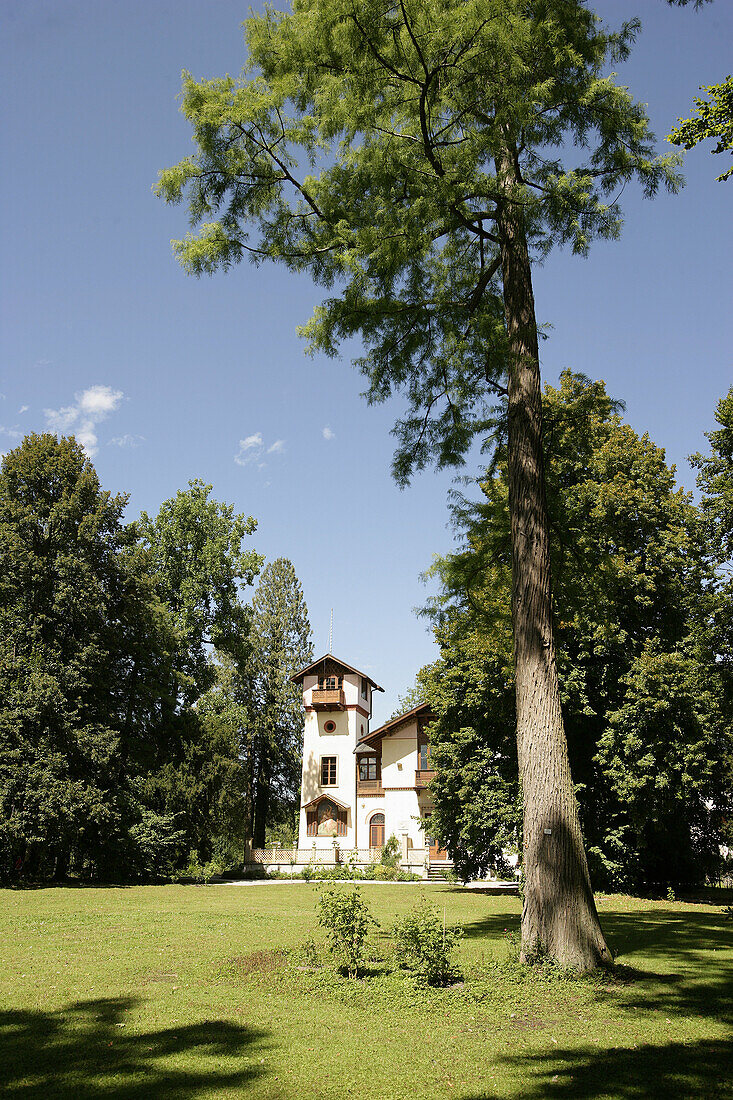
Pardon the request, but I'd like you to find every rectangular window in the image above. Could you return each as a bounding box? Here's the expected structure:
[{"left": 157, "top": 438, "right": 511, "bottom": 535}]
[
  {"left": 320, "top": 756, "right": 337, "bottom": 786},
  {"left": 359, "top": 756, "right": 378, "bottom": 782},
  {"left": 419, "top": 742, "right": 431, "bottom": 771},
  {"left": 361, "top": 677, "right": 368, "bottom": 699}
]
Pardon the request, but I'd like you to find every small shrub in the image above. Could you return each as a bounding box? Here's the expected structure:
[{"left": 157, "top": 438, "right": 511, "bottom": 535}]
[
  {"left": 393, "top": 901, "right": 462, "bottom": 985},
  {"left": 380, "top": 834, "right": 401, "bottom": 869},
  {"left": 316, "top": 886, "right": 378, "bottom": 977}
]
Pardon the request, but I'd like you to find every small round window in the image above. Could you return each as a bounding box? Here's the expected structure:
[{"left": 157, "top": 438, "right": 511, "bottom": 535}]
[{"left": 324, "top": 720, "right": 336, "bottom": 733}]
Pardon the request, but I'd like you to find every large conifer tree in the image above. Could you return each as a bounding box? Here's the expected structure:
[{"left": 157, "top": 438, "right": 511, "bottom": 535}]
[{"left": 157, "top": 0, "right": 679, "bottom": 968}]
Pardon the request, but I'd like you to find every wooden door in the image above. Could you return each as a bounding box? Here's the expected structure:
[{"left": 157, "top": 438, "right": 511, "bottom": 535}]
[
  {"left": 428, "top": 835, "right": 448, "bottom": 861},
  {"left": 425, "top": 816, "right": 447, "bottom": 860},
  {"left": 369, "top": 813, "right": 385, "bottom": 849}
]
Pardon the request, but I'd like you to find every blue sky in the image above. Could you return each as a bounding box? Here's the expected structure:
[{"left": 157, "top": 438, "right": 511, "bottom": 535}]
[{"left": 1, "top": 0, "right": 731, "bottom": 725}]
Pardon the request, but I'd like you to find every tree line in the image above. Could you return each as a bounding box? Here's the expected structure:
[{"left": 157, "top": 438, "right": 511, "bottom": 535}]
[
  {"left": 0, "top": 433, "right": 312, "bottom": 883},
  {"left": 416, "top": 377, "right": 733, "bottom": 893}
]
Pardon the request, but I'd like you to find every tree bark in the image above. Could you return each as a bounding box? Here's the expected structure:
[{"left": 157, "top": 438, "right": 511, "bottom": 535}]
[
  {"left": 242, "top": 750, "right": 255, "bottom": 865},
  {"left": 495, "top": 149, "right": 611, "bottom": 970},
  {"left": 253, "top": 737, "right": 270, "bottom": 850}
]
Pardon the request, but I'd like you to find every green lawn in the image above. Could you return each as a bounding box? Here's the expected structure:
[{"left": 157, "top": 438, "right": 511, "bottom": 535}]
[{"left": 2, "top": 883, "right": 731, "bottom": 1099}]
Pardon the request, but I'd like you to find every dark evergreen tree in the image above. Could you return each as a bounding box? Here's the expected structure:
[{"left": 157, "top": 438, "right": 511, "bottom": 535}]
[
  {"left": 0, "top": 435, "right": 175, "bottom": 881},
  {"left": 247, "top": 559, "right": 313, "bottom": 849}
]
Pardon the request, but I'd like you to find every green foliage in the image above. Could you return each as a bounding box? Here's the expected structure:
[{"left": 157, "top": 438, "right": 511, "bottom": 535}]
[
  {"left": 421, "top": 374, "right": 732, "bottom": 889},
  {"left": 393, "top": 901, "right": 462, "bottom": 985},
  {"left": 693, "top": 387, "right": 733, "bottom": 560},
  {"left": 668, "top": 76, "right": 733, "bottom": 182},
  {"left": 156, "top": 0, "right": 679, "bottom": 484},
  {"left": 316, "top": 886, "right": 378, "bottom": 977},
  {"left": 380, "top": 834, "right": 401, "bottom": 869},
  {"left": 139, "top": 479, "right": 262, "bottom": 704},
  {"left": 0, "top": 435, "right": 270, "bottom": 883},
  {"left": 127, "top": 810, "right": 186, "bottom": 880},
  {"left": 0, "top": 434, "right": 176, "bottom": 882},
  {"left": 197, "top": 557, "right": 312, "bottom": 857},
  {"left": 177, "top": 848, "right": 227, "bottom": 884},
  {"left": 242, "top": 559, "right": 313, "bottom": 848}
]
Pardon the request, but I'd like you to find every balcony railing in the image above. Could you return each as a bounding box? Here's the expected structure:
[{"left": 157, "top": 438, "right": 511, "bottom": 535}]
[
  {"left": 415, "top": 768, "right": 436, "bottom": 789},
  {"left": 356, "top": 778, "right": 384, "bottom": 795},
  {"left": 311, "top": 688, "right": 345, "bottom": 709}
]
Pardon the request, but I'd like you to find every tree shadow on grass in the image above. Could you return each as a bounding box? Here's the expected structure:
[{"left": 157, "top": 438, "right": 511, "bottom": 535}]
[
  {"left": 0, "top": 996, "right": 268, "bottom": 1098},
  {"left": 461, "top": 1037, "right": 733, "bottom": 1099},
  {"left": 458, "top": 902, "right": 732, "bottom": 1026},
  {"left": 600, "top": 909, "right": 733, "bottom": 1024}
]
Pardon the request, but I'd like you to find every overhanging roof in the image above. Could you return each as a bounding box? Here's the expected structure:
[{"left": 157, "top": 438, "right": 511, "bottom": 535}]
[
  {"left": 291, "top": 652, "right": 384, "bottom": 692},
  {"left": 302, "top": 792, "right": 351, "bottom": 812},
  {"left": 354, "top": 702, "right": 434, "bottom": 751}
]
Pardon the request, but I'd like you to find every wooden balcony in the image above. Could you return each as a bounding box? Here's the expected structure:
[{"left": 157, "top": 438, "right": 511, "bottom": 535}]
[
  {"left": 311, "top": 687, "right": 345, "bottom": 710},
  {"left": 415, "top": 768, "right": 436, "bottom": 789},
  {"left": 356, "top": 779, "right": 384, "bottom": 796}
]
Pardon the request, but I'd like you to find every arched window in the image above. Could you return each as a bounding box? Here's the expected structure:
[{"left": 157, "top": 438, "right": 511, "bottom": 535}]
[{"left": 369, "top": 812, "right": 385, "bottom": 849}]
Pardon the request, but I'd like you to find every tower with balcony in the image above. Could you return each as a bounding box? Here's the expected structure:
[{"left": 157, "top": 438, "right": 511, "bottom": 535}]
[{"left": 292, "top": 653, "right": 383, "bottom": 853}]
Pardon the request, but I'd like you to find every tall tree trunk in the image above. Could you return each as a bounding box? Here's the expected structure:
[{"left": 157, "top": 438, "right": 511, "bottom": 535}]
[
  {"left": 253, "top": 737, "right": 270, "bottom": 850},
  {"left": 495, "top": 149, "right": 611, "bottom": 971},
  {"left": 242, "top": 748, "right": 255, "bottom": 865}
]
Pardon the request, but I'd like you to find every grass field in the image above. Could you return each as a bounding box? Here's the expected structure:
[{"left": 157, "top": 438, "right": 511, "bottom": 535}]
[{"left": 2, "top": 883, "right": 731, "bottom": 1099}]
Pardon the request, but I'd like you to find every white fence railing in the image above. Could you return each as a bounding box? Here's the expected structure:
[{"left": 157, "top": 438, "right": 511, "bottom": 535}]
[{"left": 250, "top": 847, "right": 429, "bottom": 866}]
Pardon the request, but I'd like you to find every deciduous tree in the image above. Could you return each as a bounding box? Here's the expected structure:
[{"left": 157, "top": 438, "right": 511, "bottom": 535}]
[
  {"left": 668, "top": 76, "right": 733, "bottom": 182},
  {"left": 139, "top": 480, "right": 262, "bottom": 705},
  {"left": 422, "top": 375, "right": 729, "bottom": 890},
  {"left": 0, "top": 435, "right": 174, "bottom": 881}
]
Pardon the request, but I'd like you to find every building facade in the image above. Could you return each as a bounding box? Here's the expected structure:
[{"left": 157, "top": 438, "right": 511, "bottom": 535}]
[{"left": 290, "top": 653, "right": 448, "bottom": 875}]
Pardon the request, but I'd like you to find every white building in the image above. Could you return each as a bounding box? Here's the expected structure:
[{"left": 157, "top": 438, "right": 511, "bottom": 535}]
[{"left": 291, "top": 653, "right": 449, "bottom": 876}]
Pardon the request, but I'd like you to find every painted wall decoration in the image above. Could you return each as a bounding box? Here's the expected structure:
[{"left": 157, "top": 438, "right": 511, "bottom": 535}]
[{"left": 317, "top": 799, "right": 339, "bottom": 836}]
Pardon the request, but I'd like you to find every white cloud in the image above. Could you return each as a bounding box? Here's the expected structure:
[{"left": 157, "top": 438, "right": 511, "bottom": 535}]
[
  {"left": 45, "top": 405, "right": 78, "bottom": 433},
  {"left": 0, "top": 425, "right": 23, "bottom": 440},
  {"left": 322, "top": 425, "right": 335, "bottom": 441},
  {"left": 18, "top": 405, "right": 29, "bottom": 414},
  {"left": 235, "top": 432, "right": 286, "bottom": 468},
  {"left": 78, "top": 385, "right": 123, "bottom": 417},
  {"left": 44, "top": 384, "right": 124, "bottom": 457},
  {"left": 108, "top": 433, "right": 144, "bottom": 448},
  {"left": 241, "top": 432, "right": 263, "bottom": 451}
]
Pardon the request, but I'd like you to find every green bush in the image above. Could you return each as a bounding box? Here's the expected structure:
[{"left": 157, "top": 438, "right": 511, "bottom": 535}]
[
  {"left": 175, "top": 849, "right": 226, "bottom": 884},
  {"left": 393, "top": 901, "right": 462, "bottom": 985},
  {"left": 380, "top": 834, "right": 401, "bottom": 868},
  {"left": 127, "top": 810, "right": 186, "bottom": 880},
  {"left": 316, "top": 887, "right": 378, "bottom": 977}
]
